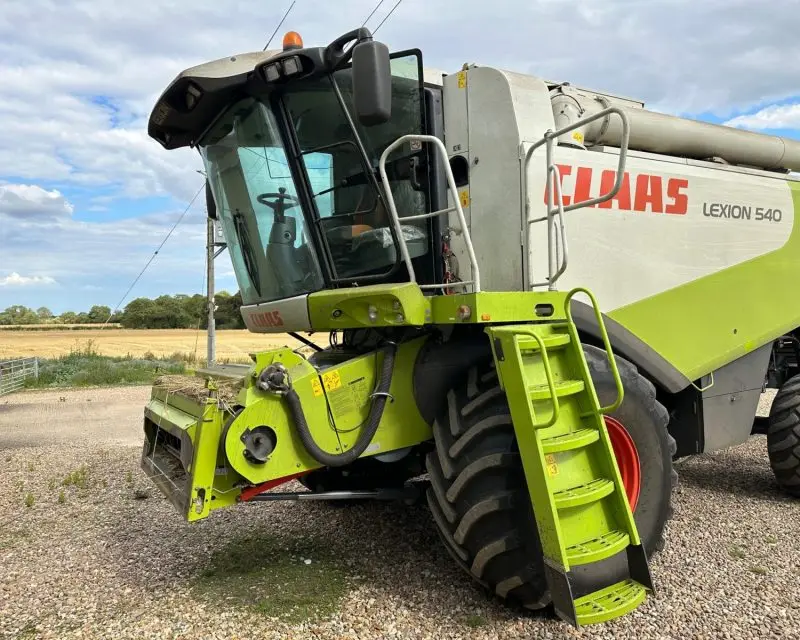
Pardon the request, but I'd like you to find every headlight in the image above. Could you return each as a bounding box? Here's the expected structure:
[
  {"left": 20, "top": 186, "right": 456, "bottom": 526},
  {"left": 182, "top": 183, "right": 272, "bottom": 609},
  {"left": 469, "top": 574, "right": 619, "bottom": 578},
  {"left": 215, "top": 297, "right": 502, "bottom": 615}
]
[
  {"left": 282, "top": 56, "right": 302, "bottom": 76},
  {"left": 184, "top": 83, "right": 202, "bottom": 110},
  {"left": 263, "top": 63, "right": 281, "bottom": 83}
]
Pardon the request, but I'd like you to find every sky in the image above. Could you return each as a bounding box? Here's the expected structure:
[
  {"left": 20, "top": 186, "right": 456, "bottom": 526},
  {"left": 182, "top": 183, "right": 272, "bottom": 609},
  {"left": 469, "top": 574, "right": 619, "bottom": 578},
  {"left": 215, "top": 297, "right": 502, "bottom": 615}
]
[{"left": 1, "top": 0, "right": 799, "bottom": 314}]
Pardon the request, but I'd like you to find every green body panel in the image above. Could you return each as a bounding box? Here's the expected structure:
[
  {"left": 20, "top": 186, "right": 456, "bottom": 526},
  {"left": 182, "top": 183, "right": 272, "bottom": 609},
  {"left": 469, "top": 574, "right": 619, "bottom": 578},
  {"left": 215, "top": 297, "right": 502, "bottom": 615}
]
[
  {"left": 609, "top": 182, "right": 800, "bottom": 381},
  {"left": 305, "top": 283, "right": 578, "bottom": 331},
  {"left": 142, "top": 389, "right": 239, "bottom": 521},
  {"left": 485, "top": 288, "right": 651, "bottom": 626},
  {"left": 429, "top": 291, "right": 573, "bottom": 324},
  {"left": 224, "top": 340, "right": 431, "bottom": 485},
  {"left": 307, "top": 283, "right": 431, "bottom": 329},
  {"left": 142, "top": 337, "right": 432, "bottom": 520}
]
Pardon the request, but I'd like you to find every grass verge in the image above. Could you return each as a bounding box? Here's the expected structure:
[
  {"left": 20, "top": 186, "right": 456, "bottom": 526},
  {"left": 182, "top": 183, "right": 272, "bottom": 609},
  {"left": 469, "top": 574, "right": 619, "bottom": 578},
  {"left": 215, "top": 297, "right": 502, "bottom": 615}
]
[
  {"left": 193, "top": 532, "right": 348, "bottom": 624},
  {"left": 24, "top": 340, "right": 187, "bottom": 389}
]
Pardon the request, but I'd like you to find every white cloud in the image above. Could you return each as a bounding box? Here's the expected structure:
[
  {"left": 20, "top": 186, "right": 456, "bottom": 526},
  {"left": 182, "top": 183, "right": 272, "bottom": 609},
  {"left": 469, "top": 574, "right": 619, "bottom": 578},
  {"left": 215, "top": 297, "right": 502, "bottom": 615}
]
[
  {"left": 0, "top": 272, "right": 57, "bottom": 287},
  {"left": 724, "top": 103, "right": 800, "bottom": 131},
  {"left": 0, "top": 1, "right": 797, "bottom": 206},
  {"left": 0, "top": 180, "right": 207, "bottom": 312},
  {"left": 0, "top": 184, "right": 74, "bottom": 219}
]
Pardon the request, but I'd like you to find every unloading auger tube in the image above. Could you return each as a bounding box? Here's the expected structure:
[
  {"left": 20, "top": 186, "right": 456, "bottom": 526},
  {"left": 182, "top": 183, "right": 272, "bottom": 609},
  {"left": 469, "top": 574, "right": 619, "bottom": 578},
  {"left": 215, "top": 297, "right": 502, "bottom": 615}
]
[{"left": 257, "top": 341, "right": 398, "bottom": 467}]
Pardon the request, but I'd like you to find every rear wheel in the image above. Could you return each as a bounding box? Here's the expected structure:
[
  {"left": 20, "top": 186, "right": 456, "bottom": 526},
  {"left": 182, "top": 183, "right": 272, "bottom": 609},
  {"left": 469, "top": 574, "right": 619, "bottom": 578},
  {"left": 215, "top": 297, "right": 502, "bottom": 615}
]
[
  {"left": 766, "top": 374, "right": 800, "bottom": 497},
  {"left": 425, "top": 344, "right": 676, "bottom": 608}
]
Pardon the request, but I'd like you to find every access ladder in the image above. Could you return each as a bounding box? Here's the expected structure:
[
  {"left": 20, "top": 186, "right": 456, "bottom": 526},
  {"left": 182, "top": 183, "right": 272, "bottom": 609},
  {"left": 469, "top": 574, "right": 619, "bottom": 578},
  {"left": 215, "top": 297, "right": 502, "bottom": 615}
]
[{"left": 486, "top": 287, "right": 654, "bottom": 627}]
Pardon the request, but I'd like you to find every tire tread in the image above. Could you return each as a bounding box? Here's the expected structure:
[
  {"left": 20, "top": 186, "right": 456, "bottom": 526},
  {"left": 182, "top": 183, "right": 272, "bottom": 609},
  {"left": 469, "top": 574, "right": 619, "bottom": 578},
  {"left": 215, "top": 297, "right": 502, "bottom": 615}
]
[{"left": 767, "top": 375, "right": 800, "bottom": 497}]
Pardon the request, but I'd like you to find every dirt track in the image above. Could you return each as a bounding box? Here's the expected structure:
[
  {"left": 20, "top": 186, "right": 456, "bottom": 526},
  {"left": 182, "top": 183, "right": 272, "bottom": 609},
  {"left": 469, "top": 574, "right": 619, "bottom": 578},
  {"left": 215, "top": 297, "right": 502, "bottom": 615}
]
[{"left": 0, "top": 386, "right": 150, "bottom": 449}]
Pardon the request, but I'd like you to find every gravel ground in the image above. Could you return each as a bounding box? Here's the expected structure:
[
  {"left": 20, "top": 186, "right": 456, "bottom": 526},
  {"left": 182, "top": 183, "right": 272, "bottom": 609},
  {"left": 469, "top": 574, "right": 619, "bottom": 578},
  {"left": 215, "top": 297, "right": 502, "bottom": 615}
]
[{"left": 1, "top": 386, "right": 799, "bottom": 640}]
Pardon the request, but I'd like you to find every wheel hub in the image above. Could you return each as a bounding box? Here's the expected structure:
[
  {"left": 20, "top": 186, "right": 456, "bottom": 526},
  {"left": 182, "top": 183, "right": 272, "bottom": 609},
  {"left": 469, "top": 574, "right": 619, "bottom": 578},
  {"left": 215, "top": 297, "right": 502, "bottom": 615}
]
[{"left": 605, "top": 415, "right": 641, "bottom": 512}]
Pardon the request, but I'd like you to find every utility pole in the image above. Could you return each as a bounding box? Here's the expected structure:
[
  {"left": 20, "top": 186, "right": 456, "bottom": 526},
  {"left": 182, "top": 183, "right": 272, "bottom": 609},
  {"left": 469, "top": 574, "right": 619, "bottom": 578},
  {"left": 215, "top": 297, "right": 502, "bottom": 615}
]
[{"left": 206, "top": 216, "right": 216, "bottom": 366}]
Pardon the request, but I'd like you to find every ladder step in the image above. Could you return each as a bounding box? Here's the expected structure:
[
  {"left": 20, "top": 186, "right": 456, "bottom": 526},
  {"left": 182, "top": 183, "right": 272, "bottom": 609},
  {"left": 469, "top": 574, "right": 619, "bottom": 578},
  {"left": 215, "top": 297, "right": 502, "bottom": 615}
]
[
  {"left": 529, "top": 379, "right": 584, "bottom": 400},
  {"left": 553, "top": 478, "right": 615, "bottom": 509},
  {"left": 566, "top": 530, "right": 630, "bottom": 566},
  {"left": 574, "top": 579, "right": 648, "bottom": 625},
  {"left": 517, "top": 333, "right": 571, "bottom": 351},
  {"left": 541, "top": 428, "right": 599, "bottom": 453}
]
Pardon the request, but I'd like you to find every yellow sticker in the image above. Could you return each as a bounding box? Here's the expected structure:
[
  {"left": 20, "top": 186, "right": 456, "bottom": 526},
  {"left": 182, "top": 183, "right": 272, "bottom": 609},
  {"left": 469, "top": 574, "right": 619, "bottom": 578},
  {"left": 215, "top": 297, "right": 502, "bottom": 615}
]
[
  {"left": 546, "top": 454, "right": 559, "bottom": 477},
  {"left": 572, "top": 130, "right": 584, "bottom": 144},
  {"left": 457, "top": 71, "right": 467, "bottom": 89},
  {"left": 459, "top": 189, "right": 470, "bottom": 207},
  {"left": 311, "top": 378, "right": 323, "bottom": 397},
  {"left": 322, "top": 370, "right": 342, "bottom": 392}
]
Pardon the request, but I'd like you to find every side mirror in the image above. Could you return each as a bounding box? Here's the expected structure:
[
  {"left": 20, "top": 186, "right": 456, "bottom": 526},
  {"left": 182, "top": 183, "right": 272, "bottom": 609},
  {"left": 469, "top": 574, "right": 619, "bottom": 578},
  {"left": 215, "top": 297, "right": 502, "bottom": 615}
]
[{"left": 351, "top": 39, "right": 392, "bottom": 127}]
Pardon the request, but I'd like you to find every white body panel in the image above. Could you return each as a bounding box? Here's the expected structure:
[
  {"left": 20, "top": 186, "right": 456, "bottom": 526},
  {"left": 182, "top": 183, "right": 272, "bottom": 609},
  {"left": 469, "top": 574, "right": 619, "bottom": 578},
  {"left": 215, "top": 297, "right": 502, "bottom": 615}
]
[
  {"left": 441, "top": 66, "right": 798, "bottom": 311},
  {"left": 241, "top": 294, "right": 311, "bottom": 333},
  {"left": 526, "top": 147, "right": 795, "bottom": 310}
]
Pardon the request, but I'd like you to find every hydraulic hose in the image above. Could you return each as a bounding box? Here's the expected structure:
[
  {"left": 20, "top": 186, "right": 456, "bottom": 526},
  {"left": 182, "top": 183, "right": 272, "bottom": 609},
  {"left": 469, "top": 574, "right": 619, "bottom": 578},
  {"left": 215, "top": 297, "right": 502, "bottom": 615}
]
[{"left": 258, "top": 342, "right": 397, "bottom": 468}]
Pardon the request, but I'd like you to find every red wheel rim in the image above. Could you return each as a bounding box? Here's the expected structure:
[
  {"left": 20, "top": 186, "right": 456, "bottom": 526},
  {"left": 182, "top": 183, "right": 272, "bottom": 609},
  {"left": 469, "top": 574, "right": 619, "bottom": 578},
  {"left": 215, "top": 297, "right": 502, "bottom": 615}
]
[{"left": 605, "top": 415, "right": 641, "bottom": 512}]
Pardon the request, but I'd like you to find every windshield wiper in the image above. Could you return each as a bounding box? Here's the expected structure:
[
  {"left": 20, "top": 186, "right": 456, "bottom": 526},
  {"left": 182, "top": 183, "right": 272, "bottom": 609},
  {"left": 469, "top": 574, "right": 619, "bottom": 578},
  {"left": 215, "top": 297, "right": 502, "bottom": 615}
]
[{"left": 232, "top": 209, "right": 262, "bottom": 296}]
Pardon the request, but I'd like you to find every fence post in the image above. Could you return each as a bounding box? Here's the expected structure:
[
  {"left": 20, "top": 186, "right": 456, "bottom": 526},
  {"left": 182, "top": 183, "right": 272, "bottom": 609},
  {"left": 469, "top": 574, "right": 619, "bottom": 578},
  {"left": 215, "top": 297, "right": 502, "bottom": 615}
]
[{"left": 34, "top": 357, "right": 39, "bottom": 381}]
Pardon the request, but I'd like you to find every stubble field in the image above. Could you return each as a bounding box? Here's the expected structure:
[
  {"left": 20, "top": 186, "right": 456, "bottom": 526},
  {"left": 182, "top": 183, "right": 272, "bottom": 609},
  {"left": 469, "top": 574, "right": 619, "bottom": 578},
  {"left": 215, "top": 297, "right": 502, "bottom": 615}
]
[{"left": 0, "top": 328, "right": 306, "bottom": 362}]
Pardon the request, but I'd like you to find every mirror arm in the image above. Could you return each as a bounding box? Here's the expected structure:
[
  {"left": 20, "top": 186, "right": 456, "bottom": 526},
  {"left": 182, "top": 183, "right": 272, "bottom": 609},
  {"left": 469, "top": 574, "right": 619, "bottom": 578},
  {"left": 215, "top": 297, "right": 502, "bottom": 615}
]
[
  {"left": 324, "top": 27, "right": 374, "bottom": 71},
  {"left": 205, "top": 180, "right": 217, "bottom": 220}
]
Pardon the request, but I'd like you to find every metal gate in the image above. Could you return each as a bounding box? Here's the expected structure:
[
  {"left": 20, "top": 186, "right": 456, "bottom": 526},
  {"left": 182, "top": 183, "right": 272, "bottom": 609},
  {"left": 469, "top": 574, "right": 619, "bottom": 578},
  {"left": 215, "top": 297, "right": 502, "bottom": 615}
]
[{"left": 0, "top": 357, "right": 39, "bottom": 396}]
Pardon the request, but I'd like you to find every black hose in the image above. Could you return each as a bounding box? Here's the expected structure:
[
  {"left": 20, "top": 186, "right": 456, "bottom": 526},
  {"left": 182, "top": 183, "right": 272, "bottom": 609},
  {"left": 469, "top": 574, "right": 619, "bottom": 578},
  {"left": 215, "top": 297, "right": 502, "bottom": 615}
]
[{"left": 277, "top": 342, "right": 397, "bottom": 467}]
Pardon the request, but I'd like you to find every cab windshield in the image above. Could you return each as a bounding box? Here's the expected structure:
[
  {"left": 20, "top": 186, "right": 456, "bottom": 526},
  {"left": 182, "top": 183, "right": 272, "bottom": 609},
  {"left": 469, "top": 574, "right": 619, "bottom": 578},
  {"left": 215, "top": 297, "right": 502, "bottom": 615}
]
[{"left": 200, "top": 54, "right": 429, "bottom": 306}]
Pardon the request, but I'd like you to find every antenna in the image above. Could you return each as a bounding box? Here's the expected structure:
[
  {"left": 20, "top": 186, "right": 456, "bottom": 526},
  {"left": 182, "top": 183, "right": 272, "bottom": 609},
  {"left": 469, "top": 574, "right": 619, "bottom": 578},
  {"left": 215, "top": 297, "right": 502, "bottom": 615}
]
[
  {"left": 373, "top": 0, "right": 404, "bottom": 35},
  {"left": 263, "top": 1, "right": 296, "bottom": 51},
  {"left": 361, "top": 0, "right": 386, "bottom": 27}
]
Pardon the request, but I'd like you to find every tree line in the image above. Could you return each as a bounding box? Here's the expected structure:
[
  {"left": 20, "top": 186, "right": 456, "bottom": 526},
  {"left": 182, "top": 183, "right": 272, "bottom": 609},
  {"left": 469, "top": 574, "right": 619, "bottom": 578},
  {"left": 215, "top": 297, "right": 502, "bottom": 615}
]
[{"left": 0, "top": 291, "right": 245, "bottom": 329}]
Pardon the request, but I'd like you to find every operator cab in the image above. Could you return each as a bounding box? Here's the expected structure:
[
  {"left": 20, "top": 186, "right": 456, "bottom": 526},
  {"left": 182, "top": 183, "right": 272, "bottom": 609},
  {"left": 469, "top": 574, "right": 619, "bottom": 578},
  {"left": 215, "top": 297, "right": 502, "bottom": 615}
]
[{"left": 148, "top": 28, "right": 446, "bottom": 308}]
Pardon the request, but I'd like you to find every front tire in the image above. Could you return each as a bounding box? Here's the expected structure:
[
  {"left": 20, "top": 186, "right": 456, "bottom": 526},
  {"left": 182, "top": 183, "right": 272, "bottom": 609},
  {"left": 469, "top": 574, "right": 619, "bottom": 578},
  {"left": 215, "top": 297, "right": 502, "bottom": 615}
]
[
  {"left": 425, "top": 344, "right": 676, "bottom": 609},
  {"left": 767, "top": 374, "right": 800, "bottom": 497}
]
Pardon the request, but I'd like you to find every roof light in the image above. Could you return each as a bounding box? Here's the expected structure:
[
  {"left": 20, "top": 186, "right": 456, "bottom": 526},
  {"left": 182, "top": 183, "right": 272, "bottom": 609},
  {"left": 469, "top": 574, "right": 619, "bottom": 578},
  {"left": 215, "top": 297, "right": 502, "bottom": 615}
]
[
  {"left": 281, "top": 56, "right": 302, "bottom": 76},
  {"left": 282, "top": 31, "right": 303, "bottom": 51},
  {"left": 184, "top": 83, "right": 202, "bottom": 110},
  {"left": 263, "top": 63, "right": 281, "bottom": 83}
]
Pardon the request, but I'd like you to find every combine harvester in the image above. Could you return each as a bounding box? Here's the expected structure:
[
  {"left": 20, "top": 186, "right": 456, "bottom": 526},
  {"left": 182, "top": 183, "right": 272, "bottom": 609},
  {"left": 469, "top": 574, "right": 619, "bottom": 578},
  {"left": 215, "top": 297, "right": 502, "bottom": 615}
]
[{"left": 142, "top": 26, "right": 800, "bottom": 626}]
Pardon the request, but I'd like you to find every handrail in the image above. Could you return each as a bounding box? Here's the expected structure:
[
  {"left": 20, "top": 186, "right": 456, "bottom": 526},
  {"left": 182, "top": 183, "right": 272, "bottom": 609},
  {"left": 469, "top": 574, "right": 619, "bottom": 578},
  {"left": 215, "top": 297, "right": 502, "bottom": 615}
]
[
  {"left": 378, "top": 134, "right": 481, "bottom": 292},
  {"left": 564, "top": 287, "right": 624, "bottom": 414},
  {"left": 494, "top": 327, "right": 561, "bottom": 428},
  {"left": 522, "top": 107, "right": 631, "bottom": 289},
  {"left": 531, "top": 163, "right": 569, "bottom": 288}
]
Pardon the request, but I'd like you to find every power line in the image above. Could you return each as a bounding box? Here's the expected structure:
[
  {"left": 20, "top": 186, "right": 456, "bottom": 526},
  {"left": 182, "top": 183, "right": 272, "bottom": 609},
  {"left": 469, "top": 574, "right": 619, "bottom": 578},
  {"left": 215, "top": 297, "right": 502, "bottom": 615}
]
[
  {"left": 373, "top": 0, "right": 404, "bottom": 34},
  {"left": 361, "top": 0, "right": 386, "bottom": 27},
  {"left": 102, "top": 182, "right": 205, "bottom": 327},
  {"left": 263, "top": 1, "right": 296, "bottom": 51}
]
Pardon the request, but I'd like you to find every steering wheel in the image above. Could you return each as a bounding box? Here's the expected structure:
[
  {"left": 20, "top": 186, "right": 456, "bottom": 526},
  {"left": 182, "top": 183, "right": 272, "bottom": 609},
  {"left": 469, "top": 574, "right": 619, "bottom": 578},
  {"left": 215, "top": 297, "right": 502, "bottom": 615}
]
[{"left": 256, "top": 187, "right": 300, "bottom": 220}]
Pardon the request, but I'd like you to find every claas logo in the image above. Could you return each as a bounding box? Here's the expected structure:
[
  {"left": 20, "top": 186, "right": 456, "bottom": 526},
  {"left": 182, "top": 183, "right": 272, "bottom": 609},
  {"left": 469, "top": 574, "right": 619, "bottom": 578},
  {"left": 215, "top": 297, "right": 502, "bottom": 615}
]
[
  {"left": 250, "top": 310, "right": 284, "bottom": 328},
  {"left": 544, "top": 164, "right": 689, "bottom": 215}
]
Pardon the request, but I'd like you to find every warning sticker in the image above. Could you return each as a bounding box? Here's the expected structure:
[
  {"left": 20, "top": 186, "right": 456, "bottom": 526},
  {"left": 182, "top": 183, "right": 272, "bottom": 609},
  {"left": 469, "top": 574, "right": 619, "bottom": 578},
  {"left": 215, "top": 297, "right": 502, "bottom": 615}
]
[
  {"left": 546, "top": 454, "right": 559, "bottom": 477},
  {"left": 571, "top": 131, "right": 584, "bottom": 144},
  {"left": 322, "top": 370, "right": 342, "bottom": 392},
  {"left": 328, "top": 376, "right": 371, "bottom": 421},
  {"left": 311, "top": 378, "right": 323, "bottom": 397},
  {"left": 457, "top": 71, "right": 467, "bottom": 89},
  {"left": 459, "top": 190, "right": 470, "bottom": 207},
  {"left": 328, "top": 387, "right": 357, "bottom": 417}
]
